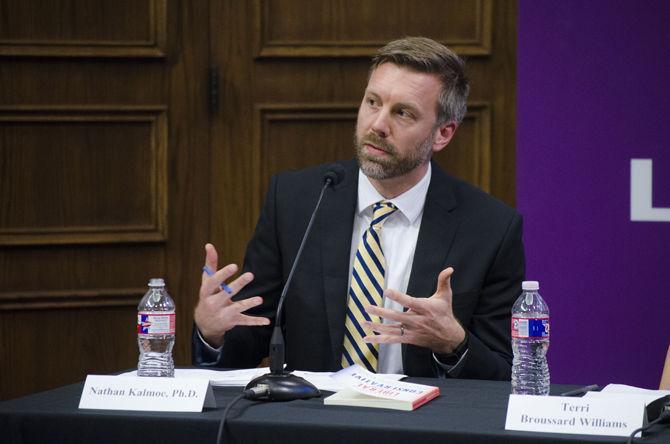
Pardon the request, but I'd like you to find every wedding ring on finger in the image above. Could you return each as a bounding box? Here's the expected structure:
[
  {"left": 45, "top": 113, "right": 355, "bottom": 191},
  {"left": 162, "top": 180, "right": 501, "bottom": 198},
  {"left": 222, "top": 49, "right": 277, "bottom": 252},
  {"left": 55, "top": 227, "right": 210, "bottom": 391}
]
[{"left": 400, "top": 324, "right": 405, "bottom": 336}]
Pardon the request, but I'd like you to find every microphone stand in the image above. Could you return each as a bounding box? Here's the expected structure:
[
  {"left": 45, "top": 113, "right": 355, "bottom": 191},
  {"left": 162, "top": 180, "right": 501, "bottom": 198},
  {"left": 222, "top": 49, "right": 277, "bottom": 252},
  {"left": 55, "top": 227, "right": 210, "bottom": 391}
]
[{"left": 245, "top": 173, "right": 340, "bottom": 401}]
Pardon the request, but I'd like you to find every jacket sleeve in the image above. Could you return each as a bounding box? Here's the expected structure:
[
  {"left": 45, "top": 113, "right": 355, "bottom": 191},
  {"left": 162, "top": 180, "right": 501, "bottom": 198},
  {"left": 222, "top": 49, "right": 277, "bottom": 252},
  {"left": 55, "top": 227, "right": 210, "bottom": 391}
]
[
  {"left": 191, "top": 174, "right": 284, "bottom": 368},
  {"left": 445, "top": 213, "right": 525, "bottom": 380}
]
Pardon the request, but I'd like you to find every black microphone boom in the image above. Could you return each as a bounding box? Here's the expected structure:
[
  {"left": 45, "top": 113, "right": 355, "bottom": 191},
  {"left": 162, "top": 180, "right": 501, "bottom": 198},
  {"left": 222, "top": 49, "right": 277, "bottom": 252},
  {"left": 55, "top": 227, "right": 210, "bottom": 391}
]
[{"left": 244, "top": 165, "right": 344, "bottom": 401}]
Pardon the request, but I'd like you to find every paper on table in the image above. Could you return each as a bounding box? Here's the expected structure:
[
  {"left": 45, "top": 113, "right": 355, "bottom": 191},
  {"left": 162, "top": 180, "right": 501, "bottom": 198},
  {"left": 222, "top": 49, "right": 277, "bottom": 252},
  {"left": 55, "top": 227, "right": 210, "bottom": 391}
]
[
  {"left": 583, "top": 384, "right": 670, "bottom": 405},
  {"left": 295, "top": 370, "right": 405, "bottom": 392},
  {"left": 119, "top": 368, "right": 405, "bottom": 392},
  {"left": 599, "top": 384, "right": 670, "bottom": 396},
  {"left": 119, "top": 368, "right": 269, "bottom": 385}
]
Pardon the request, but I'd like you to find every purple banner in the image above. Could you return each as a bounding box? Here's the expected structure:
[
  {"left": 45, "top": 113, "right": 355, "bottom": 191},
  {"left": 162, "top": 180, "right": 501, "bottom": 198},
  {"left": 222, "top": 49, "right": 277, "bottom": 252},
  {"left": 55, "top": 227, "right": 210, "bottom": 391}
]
[{"left": 518, "top": 1, "right": 670, "bottom": 388}]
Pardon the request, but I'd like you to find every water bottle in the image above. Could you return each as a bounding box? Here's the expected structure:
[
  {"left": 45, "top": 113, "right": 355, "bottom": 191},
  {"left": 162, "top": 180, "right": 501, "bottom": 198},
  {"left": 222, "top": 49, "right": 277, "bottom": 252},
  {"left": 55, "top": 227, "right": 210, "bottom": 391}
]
[
  {"left": 511, "top": 280, "right": 550, "bottom": 395},
  {"left": 137, "top": 278, "right": 175, "bottom": 377}
]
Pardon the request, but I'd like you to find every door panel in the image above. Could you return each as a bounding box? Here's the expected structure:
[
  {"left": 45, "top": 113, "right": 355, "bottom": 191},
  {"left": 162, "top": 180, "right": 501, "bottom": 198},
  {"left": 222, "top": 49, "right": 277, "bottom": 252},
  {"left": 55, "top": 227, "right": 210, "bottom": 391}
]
[
  {"left": 0, "top": 0, "right": 209, "bottom": 400},
  {"left": 210, "top": 0, "right": 516, "bottom": 268}
]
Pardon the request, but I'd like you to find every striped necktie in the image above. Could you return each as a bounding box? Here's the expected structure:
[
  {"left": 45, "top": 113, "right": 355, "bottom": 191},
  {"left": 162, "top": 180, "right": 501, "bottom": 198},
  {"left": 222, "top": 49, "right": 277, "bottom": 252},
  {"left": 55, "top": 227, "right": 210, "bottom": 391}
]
[{"left": 342, "top": 201, "right": 398, "bottom": 372}]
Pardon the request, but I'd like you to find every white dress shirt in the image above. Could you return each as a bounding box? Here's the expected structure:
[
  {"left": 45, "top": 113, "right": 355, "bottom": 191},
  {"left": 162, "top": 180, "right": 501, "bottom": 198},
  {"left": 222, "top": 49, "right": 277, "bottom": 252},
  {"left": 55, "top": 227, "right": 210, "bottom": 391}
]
[
  {"left": 349, "top": 164, "right": 431, "bottom": 374},
  {"left": 198, "top": 164, "right": 433, "bottom": 374}
]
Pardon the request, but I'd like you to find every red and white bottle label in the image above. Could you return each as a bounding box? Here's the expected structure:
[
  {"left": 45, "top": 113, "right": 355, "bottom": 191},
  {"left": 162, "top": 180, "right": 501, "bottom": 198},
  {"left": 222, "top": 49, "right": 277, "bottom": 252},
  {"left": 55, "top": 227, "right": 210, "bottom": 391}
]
[
  {"left": 511, "top": 317, "right": 550, "bottom": 339},
  {"left": 137, "top": 312, "right": 175, "bottom": 335}
]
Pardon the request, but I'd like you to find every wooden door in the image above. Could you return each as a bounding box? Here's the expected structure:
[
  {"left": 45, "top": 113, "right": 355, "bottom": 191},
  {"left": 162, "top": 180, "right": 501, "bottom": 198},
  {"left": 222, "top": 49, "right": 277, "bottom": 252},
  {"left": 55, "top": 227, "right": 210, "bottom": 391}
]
[
  {"left": 0, "top": 0, "right": 516, "bottom": 400},
  {"left": 209, "top": 0, "right": 517, "bottom": 268},
  {"left": 0, "top": 0, "right": 211, "bottom": 400}
]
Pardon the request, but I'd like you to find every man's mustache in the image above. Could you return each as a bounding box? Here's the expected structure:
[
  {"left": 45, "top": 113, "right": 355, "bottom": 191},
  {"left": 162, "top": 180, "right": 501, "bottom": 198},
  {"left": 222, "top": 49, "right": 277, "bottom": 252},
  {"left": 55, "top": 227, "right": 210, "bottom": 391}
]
[{"left": 360, "top": 134, "right": 396, "bottom": 154}]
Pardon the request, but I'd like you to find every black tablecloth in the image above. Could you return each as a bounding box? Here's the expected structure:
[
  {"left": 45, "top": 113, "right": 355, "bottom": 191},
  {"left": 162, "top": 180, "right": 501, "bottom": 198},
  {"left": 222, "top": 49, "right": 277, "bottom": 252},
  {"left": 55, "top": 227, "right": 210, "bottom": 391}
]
[{"left": 1, "top": 376, "right": 668, "bottom": 444}]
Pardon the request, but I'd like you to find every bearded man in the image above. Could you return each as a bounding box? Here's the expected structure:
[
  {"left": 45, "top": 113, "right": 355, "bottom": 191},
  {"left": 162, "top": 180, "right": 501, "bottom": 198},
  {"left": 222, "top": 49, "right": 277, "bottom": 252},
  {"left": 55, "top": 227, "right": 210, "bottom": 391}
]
[{"left": 192, "top": 37, "right": 525, "bottom": 380}]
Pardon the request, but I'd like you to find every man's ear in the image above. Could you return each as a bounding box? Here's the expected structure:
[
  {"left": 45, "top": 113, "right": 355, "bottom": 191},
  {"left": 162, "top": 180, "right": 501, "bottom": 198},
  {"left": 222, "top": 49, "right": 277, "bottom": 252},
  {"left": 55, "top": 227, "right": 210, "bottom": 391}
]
[{"left": 432, "top": 122, "right": 457, "bottom": 154}]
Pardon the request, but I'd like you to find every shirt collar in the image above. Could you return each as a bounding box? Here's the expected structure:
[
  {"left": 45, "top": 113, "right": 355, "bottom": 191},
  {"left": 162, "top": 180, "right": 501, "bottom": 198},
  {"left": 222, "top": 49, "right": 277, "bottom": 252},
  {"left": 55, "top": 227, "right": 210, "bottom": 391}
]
[{"left": 357, "top": 162, "right": 431, "bottom": 224}]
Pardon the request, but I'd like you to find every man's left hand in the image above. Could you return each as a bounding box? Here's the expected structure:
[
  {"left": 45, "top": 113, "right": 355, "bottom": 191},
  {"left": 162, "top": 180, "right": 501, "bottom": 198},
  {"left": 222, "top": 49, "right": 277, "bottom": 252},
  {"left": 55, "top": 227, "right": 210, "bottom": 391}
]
[{"left": 363, "top": 267, "right": 466, "bottom": 355}]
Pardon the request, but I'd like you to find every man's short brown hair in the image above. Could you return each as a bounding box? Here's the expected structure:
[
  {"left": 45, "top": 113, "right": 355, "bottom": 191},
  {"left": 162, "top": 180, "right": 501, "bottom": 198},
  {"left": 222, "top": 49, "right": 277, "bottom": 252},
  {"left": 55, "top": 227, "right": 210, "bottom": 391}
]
[{"left": 371, "top": 37, "right": 469, "bottom": 125}]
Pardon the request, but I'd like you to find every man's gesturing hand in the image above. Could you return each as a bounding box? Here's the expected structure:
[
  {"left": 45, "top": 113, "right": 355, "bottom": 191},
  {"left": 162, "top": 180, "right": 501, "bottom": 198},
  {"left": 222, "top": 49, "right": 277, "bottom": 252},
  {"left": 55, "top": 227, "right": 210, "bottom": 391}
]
[
  {"left": 194, "top": 243, "right": 270, "bottom": 348},
  {"left": 363, "top": 267, "right": 466, "bottom": 355}
]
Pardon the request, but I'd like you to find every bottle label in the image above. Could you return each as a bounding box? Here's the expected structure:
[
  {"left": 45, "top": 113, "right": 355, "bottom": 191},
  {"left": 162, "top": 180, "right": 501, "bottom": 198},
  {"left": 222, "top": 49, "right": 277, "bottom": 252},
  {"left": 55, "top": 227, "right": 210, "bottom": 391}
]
[
  {"left": 511, "top": 317, "right": 549, "bottom": 339},
  {"left": 137, "top": 312, "right": 175, "bottom": 335}
]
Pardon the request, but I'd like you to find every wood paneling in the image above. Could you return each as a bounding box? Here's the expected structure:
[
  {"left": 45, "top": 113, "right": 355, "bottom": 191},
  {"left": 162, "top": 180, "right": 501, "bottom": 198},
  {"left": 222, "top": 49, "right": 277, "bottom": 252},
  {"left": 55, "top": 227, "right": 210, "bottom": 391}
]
[
  {"left": 0, "top": 0, "right": 167, "bottom": 57},
  {"left": 0, "top": 287, "right": 143, "bottom": 311},
  {"left": 0, "top": 0, "right": 209, "bottom": 401},
  {"left": 0, "top": 307, "right": 138, "bottom": 400},
  {"left": 253, "top": 103, "right": 358, "bottom": 209},
  {"left": 0, "top": 0, "right": 516, "bottom": 401},
  {"left": 0, "top": 107, "right": 167, "bottom": 245},
  {"left": 211, "top": 0, "right": 516, "bottom": 272},
  {"left": 256, "top": 0, "right": 492, "bottom": 57},
  {"left": 434, "top": 103, "right": 492, "bottom": 192}
]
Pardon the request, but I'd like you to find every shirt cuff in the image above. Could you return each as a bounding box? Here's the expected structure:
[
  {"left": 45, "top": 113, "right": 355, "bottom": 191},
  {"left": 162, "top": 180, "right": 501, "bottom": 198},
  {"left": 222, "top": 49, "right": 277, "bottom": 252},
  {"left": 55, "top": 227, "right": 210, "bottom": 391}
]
[
  {"left": 432, "top": 331, "right": 470, "bottom": 377},
  {"left": 196, "top": 328, "right": 223, "bottom": 364}
]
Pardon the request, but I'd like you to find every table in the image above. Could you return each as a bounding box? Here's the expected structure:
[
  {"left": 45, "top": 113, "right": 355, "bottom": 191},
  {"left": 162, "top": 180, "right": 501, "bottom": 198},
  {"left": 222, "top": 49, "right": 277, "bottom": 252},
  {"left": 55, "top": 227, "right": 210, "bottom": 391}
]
[{"left": 1, "top": 376, "right": 668, "bottom": 443}]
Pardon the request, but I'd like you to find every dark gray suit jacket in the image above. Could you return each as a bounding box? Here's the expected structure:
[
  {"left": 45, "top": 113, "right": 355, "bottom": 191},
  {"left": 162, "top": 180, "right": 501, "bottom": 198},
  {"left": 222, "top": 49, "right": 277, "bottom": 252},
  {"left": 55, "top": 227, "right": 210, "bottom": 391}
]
[{"left": 192, "top": 159, "right": 525, "bottom": 380}]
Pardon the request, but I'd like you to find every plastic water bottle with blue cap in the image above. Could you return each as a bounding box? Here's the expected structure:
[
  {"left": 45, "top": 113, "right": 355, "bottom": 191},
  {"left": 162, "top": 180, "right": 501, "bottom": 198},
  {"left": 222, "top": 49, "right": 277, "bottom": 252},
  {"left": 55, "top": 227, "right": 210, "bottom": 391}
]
[{"left": 511, "top": 280, "right": 550, "bottom": 395}]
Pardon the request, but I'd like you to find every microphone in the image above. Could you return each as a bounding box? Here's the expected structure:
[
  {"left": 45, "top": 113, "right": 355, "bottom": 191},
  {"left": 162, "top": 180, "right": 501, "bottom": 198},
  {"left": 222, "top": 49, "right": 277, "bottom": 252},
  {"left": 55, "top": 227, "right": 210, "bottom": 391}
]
[
  {"left": 244, "top": 165, "right": 345, "bottom": 401},
  {"left": 322, "top": 164, "right": 345, "bottom": 188}
]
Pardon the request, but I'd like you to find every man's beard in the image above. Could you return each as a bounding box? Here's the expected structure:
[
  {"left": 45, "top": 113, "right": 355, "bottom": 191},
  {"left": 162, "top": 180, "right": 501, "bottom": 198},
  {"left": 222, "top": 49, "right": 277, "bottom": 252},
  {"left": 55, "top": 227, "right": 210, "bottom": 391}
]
[{"left": 355, "top": 131, "right": 434, "bottom": 180}]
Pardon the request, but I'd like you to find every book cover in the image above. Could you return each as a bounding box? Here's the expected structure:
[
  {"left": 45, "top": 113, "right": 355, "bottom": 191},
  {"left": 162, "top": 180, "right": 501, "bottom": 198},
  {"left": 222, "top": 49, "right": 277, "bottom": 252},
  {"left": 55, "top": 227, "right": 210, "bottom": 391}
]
[{"left": 324, "top": 364, "right": 439, "bottom": 411}]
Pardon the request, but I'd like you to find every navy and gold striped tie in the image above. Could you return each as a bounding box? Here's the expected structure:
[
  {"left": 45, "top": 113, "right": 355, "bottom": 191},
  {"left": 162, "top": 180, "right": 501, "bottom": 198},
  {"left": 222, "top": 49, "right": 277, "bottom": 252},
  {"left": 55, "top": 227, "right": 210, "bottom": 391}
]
[{"left": 342, "top": 201, "right": 398, "bottom": 372}]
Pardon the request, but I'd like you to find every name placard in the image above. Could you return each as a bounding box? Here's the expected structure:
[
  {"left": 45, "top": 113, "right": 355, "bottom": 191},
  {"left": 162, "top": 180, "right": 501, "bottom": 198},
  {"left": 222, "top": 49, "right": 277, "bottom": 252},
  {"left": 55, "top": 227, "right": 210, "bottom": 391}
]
[
  {"left": 505, "top": 394, "right": 646, "bottom": 437},
  {"left": 79, "top": 375, "right": 216, "bottom": 412}
]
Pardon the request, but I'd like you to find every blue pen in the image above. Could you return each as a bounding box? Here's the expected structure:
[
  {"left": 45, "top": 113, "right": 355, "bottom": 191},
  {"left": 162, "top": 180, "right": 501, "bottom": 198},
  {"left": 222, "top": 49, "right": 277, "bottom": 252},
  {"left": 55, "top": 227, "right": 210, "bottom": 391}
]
[{"left": 202, "top": 266, "right": 233, "bottom": 294}]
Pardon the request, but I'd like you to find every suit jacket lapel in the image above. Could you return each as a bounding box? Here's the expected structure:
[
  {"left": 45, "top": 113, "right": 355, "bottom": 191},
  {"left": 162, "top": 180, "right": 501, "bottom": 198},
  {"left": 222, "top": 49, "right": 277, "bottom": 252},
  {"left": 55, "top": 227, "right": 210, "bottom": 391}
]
[
  {"left": 407, "top": 162, "right": 460, "bottom": 298},
  {"left": 319, "top": 160, "right": 359, "bottom": 367}
]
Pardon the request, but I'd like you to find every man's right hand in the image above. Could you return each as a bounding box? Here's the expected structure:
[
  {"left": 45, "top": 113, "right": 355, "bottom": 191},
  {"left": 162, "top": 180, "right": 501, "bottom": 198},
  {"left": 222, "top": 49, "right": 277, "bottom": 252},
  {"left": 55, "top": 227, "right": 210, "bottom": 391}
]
[{"left": 194, "top": 243, "right": 270, "bottom": 348}]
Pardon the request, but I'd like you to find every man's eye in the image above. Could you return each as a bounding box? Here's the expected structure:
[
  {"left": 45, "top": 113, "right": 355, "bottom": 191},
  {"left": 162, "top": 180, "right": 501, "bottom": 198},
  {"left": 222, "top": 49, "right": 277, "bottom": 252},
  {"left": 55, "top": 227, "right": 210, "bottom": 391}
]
[{"left": 367, "top": 98, "right": 377, "bottom": 106}]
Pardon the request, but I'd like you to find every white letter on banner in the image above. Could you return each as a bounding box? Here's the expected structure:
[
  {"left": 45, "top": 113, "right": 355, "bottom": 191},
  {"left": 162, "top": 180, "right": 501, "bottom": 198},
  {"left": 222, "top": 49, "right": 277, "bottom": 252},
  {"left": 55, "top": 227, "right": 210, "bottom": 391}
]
[{"left": 630, "top": 159, "right": 670, "bottom": 222}]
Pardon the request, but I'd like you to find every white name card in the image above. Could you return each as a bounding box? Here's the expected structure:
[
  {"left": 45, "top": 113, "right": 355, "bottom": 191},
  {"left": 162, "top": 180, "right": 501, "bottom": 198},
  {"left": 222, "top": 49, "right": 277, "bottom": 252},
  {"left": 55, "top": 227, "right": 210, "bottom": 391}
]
[
  {"left": 79, "top": 375, "right": 216, "bottom": 412},
  {"left": 505, "top": 394, "right": 646, "bottom": 437}
]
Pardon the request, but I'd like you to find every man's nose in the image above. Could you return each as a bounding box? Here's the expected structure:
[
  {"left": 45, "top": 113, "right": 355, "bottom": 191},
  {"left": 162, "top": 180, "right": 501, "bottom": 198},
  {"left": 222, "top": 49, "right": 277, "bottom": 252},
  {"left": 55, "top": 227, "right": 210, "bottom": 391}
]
[{"left": 370, "top": 110, "right": 391, "bottom": 138}]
